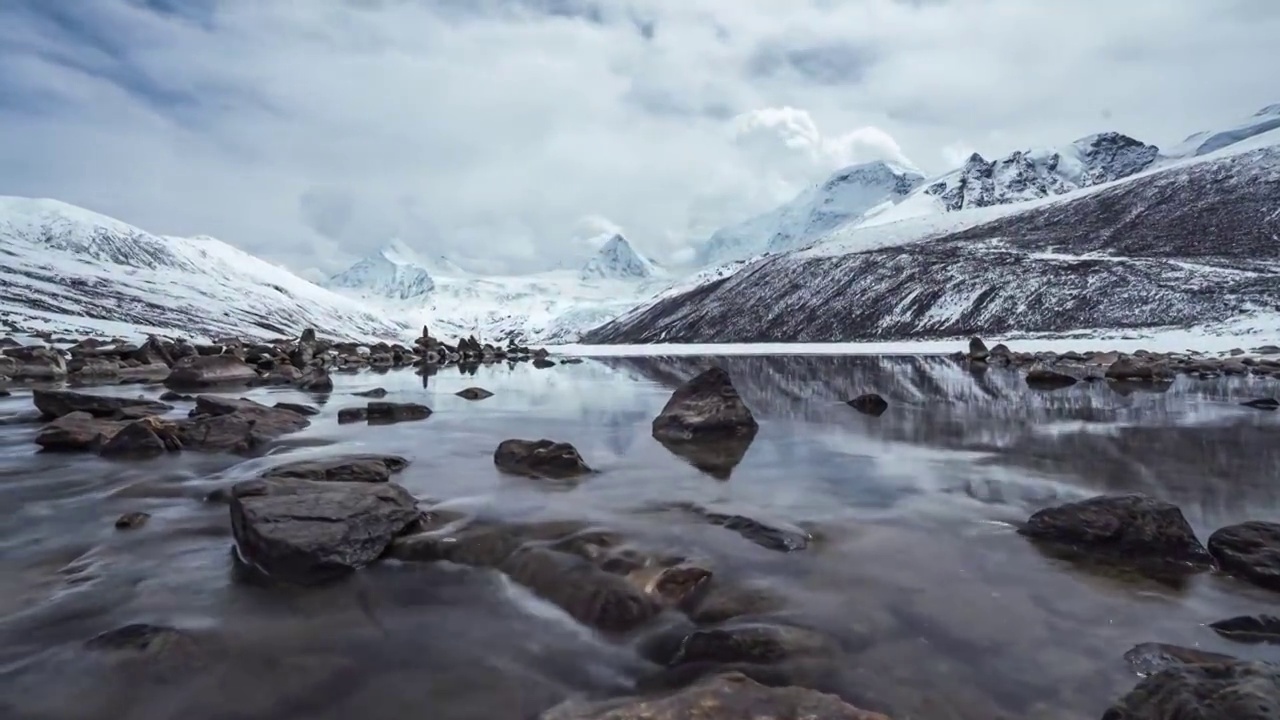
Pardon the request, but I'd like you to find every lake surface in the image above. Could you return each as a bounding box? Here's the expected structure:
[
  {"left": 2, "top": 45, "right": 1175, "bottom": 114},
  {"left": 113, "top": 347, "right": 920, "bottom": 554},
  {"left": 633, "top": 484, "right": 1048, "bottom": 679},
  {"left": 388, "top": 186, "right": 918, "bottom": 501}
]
[{"left": 1, "top": 354, "right": 1279, "bottom": 720}]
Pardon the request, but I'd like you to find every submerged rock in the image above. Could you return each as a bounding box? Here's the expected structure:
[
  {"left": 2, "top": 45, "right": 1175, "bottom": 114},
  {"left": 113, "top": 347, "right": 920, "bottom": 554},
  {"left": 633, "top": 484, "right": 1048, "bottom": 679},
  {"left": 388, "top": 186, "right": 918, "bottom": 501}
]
[
  {"left": 846, "top": 393, "right": 888, "bottom": 417},
  {"left": 1103, "top": 660, "right": 1280, "bottom": 720},
  {"left": 84, "top": 623, "right": 201, "bottom": 660},
  {"left": 114, "top": 511, "right": 151, "bottom": 530},
  {"left": 1018, "top": 494, "right": 1213, "bottom": 569},
  {"left": 1208, "top": 521, "right": 1280, "bottom": 591},
  {"left": 494, "top": 439, "right": 594, "bottom": 479},
  {"left": 1123, "top": 642, "right": 1238, "bottom": 676},
  {"left": 540, "top": 671, "right": 889, "bottom": 720},
  {"left": 32, "top": 389, "right": 171, "bottom": 420},
  {"left": 670, "top": 622, "right": 835, "bottom": 666},
  {"left": 499, "top": 546, "right": 662, "bottom": 632},
  {"left": 337, "top": 401, "right": 432, "bottom": 425},
  {"left": 678, "top": 504, "right": 811, "bottom": 553},
  {"left": 651, "top": 367, "right": 758, "bottom": 442},
  {"left": 229, "top": 477, "right": 420, "bottom": 583}
]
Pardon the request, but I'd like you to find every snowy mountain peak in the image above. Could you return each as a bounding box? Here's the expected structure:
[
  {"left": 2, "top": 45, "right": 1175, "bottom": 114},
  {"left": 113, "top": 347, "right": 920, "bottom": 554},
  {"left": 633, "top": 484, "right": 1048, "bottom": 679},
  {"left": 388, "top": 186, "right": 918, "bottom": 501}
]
[
  {"left": 580, "top": 234, "right": 656, "bottom": 281},
  {"left": 921, "top": 132, "right": 1158, "bottom": 212},
  {"left": 695, "top": 160, "right": 926, "bottom": 267},
  {"left": 327, "top": 239, "right": 435, "bottom": 300}
]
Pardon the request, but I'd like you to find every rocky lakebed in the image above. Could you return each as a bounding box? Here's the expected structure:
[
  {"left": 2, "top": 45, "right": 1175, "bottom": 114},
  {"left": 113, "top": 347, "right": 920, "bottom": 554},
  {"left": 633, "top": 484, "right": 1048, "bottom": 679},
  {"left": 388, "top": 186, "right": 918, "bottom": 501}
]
[{"left": 2, "top": 333, "right": 1280, "bottom": 719}]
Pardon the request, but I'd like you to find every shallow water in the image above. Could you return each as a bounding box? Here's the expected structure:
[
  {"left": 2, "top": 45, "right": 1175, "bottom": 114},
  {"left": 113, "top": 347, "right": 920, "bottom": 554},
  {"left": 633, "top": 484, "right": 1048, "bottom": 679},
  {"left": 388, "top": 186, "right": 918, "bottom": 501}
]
[{"left": 1, "top": 355, "right": 1279, "bottom": 720}]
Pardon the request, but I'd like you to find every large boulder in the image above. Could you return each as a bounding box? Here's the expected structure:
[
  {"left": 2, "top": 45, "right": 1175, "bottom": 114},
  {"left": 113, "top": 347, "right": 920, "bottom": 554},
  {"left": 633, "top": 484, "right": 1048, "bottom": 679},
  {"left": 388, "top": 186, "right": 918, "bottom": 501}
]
[
  {"left": 229, "top": 477, "right": 420, "bottom": 583},
  {"left": 1102, "top": 661, "right": 1280, "bottom": 720},
  {"left": 164, "top": 355, "right": 259, "bottom": 389},
  {"left": 493, "top": 439, "right": 593, "bottom": 479},
  {"left": 540, "top": 671, "right": 889, "bottom": 720},
  {"left": 32, "top": 389, "right": 172, "bottom": 420},
  {"left": 1018, "top": 494, "right": 1213, "bottom": 569},
  {"left": 1208, "top": 521, "right": 1280, "bottom": 591},
  {"left": 651, "top": 367, "right": 758, "bottom": 442}
]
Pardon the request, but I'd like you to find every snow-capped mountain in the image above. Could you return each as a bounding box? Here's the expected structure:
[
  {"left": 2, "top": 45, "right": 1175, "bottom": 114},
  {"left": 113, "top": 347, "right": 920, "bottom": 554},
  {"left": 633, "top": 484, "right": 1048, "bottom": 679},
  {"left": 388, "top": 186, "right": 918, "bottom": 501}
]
[
  {"left": 326, "top": 239, "right": 438, "bottom": 299},
  {"left": 582, "top": 108, "right": 1280, "bottom": 345},
  {"left": 916, "top": 132, "right": 1159, "bottom": 213},
  {"left": 695, "top": 161, "right": 925, "bottom": 267},
  {"left": 0, "top": 197, "right": 412, "bottom": 342},
  {"left": 579, "top": 234, "right": 658, "bottom": 281}
]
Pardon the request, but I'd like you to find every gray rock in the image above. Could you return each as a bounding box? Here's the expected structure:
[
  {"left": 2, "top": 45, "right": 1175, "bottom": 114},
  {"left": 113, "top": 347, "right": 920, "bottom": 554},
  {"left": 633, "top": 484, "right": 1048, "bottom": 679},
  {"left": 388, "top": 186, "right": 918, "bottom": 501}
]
[
  {"left": 336, "top": 401, "right": 432, "bottom": 425},
  {"left": 1209, "top": 615, "right": 1280, "bottom": 644},
  {"left": 229, "top": 478, "right": 420, "bottom": 583},
  {"left": 456, "top": 387, "right": 494, "bottom": 400},
  {"left": 847, "top": 393, "right": 888, "bottom": 416}
]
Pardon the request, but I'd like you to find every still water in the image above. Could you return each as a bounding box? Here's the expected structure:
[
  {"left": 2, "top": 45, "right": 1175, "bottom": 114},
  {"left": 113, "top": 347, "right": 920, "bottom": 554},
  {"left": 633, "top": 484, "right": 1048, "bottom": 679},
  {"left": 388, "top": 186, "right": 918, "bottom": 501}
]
[{"left": 1, "top": 355, "right": 1278, "bottom": 720}]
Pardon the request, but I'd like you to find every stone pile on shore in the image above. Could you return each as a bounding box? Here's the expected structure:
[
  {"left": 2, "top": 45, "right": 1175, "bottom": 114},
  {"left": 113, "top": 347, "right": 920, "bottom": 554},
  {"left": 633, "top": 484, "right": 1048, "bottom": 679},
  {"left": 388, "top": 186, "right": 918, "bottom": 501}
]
[{"left": 0, "top": 326, "right": 552, "bottom": 386}]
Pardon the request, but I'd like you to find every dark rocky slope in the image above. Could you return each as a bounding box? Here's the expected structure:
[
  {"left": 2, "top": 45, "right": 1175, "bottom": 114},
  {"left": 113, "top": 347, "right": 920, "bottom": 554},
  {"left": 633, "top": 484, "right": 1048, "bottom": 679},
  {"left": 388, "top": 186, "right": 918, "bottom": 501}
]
[{"left": 584, "top": 143, "right": 1280, "bottom": 344}]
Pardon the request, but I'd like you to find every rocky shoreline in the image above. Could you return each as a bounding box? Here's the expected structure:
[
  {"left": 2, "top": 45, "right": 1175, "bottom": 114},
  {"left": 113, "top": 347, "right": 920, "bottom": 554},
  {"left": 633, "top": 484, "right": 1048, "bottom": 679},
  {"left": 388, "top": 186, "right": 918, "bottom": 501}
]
[{"left": 2, "top": 334, "right": 1279, "bottom": 718}]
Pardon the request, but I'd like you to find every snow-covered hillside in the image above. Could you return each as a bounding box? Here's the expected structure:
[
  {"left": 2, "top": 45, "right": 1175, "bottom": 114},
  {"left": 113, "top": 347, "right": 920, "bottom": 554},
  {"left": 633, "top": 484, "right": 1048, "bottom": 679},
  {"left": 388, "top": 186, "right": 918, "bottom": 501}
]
[
  {"left": 582, "top": 117, "right": 1280, "bottom": 344},
  {"left": 695, "top": 161, "right": 925, "bottom": 266},
  {"left": 0, "top": 197, "right": 413, "bottom": 342},
  {"left": 1162, "top": 104, "right": 1280, "bottom": 160},
  {"left": 579, "top": 234, "right": 658, "bottom": 281}
]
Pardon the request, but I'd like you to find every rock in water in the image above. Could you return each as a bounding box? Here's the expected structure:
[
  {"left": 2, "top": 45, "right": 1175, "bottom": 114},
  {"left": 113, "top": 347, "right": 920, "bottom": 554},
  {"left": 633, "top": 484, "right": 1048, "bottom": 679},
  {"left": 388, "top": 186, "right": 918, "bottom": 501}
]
[
  {"left": 1102, "top": 661, "right": 1280, "bottom": 720},
  {"left": 652, "top": 367, "right": 758, "bottom": 442},
  {"left": 1123, "top": 642, "right": 1238, "bottom": 676},
  {"left": 1209, "top": 615, "right": 1280, "bottom": 644},
  {"left": 968, "top": 336, "right": 990, "bottom": 361},
  {"left": 259, "top": 454, "right": 409, "bottom": 483},
  {"left": 1018, "top": 494, "right": 1213, "bottom": 569},
  {"left": 494, "top": 439, "right": 593, "bottom": 479},
  {"left": 32, "top": 389, "right": 172, "bottom": 420},
  {"left": 1025, "top": 363, "right": 1079, "bottom": 389},
  {"left": 1208, "top": 521, "right": 1280, "bottom": 591},
  {"left": 336, "top": 402, "right": 432, "bottom": 425},
  {"left": 295, "top": 366, "right": 334, "bottom": 392},
  {"left": 35, "top": 412, "right": 126, "bottom": 451},
  {"left": 164, "top": 355, "right": 259, "bottom": 389},
  {"left": 229, "top": 478, "right": 420, "bottom": 583},
  {"left": 456, "top": 387, "right": 494, "bottom": 400},
  {"left": 1241, "top": 398, "right": 1279, "bottom": 411},
  {"left": 539, "top": 671, "right": 890, "bottom": 719},
  {"left": 114, "top": 511, "right": 151, "bottom": 530},
  {"left": 847, "top": 393, "right": 889, "bottom": 416}
]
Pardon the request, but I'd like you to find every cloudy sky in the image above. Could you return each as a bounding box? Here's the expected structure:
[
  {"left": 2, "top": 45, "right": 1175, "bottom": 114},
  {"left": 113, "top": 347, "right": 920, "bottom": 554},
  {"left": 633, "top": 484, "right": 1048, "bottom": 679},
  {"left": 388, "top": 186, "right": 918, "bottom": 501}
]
[{"left": 1, "top": 0, "right": 1277, "bottom": 276}]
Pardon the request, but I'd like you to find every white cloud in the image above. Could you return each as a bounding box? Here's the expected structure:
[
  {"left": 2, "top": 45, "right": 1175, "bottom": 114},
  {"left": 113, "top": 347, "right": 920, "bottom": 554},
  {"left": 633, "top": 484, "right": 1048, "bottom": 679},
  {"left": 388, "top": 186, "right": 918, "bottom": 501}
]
[{"left": 0, "top": 0, "right": 1276, "bottom": 274}]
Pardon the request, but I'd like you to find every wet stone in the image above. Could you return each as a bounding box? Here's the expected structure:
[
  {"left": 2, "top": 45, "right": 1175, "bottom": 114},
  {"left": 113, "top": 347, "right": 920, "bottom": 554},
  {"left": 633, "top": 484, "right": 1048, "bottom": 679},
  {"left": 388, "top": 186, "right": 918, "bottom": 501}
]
[
  {"left": 847, "top": 393, "right": 889, "bottom": 417},
  {"left": 456, "top": 387, "right": 494, "bottom": 400},
  {"left": 1207, "top": 521, "right": 1280, "bottom": 591},
  {"left": 1209, "top": 615, "right": 1280, "bottom": 644},
  {"left": 540, "top": 671, "right": 891, "bottom": 720},
  {"left": 273, "top": 401, "right": 318, "bottom": 416},
  {"left": 651, "top": 367, "right": 758, "bottom": 442},
  {"left": 114, "top": 511, "right": 151, "bottom": 530},
  {"left": 258, "top": 454, "right": 410, "bottom": 484},
  {"left": 494, "top": 438, "right": 594, "bottom": 479},
  {"left": 354, "top": 387, "right": 388, "bottom": 398},
  {"left": 337, "top": 401, "right": 432, "bottom": 425},
  {"left": 1103, "top": 660, "right": 1280, "bottom": 720},
  {"left": 1122, "top": 642, "right": 1238, "bottom": 676},
  {"left": 32, "top": 389, "right": 172, "bottom": 420},
  {"left": 1018, "top": 494, "right": 1213, "bottom": 570}
]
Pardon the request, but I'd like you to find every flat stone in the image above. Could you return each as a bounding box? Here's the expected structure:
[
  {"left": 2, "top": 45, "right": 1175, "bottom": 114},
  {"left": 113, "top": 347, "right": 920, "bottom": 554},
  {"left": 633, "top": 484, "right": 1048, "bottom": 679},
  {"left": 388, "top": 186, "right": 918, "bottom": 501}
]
[
  {"left": 1018, "top": 494, "right": 1213, "bottom": 569},
  {"left": 494, "top": 438, "right": 593, "bottom": 479},
  {"left": 32, "top": 389, "right": 171, "bottom": 420},
  {"left": 259, "top": 454, "right": 409, "bottom": 483},
  {"left": 164, "top": 355, "right": 259, "bottom": 389}
]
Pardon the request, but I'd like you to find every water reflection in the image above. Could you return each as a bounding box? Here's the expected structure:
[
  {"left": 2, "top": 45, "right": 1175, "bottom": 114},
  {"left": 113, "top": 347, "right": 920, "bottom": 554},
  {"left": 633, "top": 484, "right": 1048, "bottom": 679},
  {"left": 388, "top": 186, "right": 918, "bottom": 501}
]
[{"left": 0, "top": 355, "right": 1278, "bottom": 720}]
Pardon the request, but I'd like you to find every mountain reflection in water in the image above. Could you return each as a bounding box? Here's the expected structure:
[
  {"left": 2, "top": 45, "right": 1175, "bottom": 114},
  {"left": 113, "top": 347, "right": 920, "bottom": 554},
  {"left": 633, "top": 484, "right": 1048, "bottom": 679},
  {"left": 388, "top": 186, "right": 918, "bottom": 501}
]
[{"left": 0, "top": 354, "right": 1278, "bottom": 720}]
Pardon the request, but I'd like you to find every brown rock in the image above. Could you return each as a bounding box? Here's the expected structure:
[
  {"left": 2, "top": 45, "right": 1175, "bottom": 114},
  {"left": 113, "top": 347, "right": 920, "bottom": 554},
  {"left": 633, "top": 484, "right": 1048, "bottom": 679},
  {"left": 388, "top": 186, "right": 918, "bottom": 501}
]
[
  {"left": 35, "top": 412, "right": 126, "bottom": 451},
  {"left": 652, "top": 367, "right": 758, "bottom": 442}
]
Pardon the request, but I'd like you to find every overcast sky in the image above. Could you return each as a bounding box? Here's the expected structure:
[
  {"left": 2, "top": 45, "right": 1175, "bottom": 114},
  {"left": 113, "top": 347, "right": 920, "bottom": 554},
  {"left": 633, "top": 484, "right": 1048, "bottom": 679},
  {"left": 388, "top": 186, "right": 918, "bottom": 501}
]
[{"left": 1, "top": 0, "right": 1277, "bottom": 276}]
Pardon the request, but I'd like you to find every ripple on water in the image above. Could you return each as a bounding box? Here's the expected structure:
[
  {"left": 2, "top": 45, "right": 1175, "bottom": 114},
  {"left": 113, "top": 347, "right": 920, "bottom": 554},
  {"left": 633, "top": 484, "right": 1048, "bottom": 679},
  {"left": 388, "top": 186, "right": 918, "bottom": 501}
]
[{"left": 1, "top": 356, "right": 1279, "bottom": 719}]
